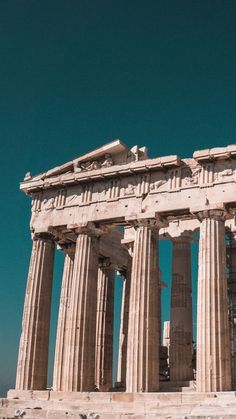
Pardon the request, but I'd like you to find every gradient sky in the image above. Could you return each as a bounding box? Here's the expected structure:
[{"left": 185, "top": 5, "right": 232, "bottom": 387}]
[{"left": 0, "top": 0, "right": 236, "bottom": 396}]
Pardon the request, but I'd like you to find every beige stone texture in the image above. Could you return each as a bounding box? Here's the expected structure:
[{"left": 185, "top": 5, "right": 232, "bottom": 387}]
[
  {"left": 226, "top": 229, "right": 236, "bottom": 389},
  {"left": 196, "top": 209, "right": 232, "bottom": 392},
  {"left": 53, "top": 244, "right": 75, "bottom": 391},
  {"left": 116, "top": 259, "right": 132, "bottom": 389},
  {"left": 95, "top": 258, "right": 115, "bottom": 391},
  {"left": 15, "top": 234, "right": 55, "bottom": 390},
  {"left": 169, "top": 233, "right": 193, "bottom": 381},
  {"left": 65, "top": 228, "right": 100, "bottom": 392},
  {"left": 6, "top": 141, "right": 236, "bottom": 416},
  {"left": 2, "top": 390, "right": 236, "bottom": 418},
  {"left": 126, "top": 218, "right": 161, "bottom": 392}
]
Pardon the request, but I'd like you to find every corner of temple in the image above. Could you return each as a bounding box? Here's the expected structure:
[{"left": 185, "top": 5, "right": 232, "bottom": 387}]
[{"left": 5, "top": 141, "right": 236, "bottom": 417}]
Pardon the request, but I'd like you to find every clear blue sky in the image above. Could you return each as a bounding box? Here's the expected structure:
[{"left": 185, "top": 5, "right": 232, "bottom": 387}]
[{"left": 0, "top": 0, "right": 236, "bottom": 396}]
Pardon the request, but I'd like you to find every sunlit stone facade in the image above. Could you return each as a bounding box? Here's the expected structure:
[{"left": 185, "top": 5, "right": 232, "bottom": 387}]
[{"left": 2, "top": 141, "right": 236, "bottom": 418}]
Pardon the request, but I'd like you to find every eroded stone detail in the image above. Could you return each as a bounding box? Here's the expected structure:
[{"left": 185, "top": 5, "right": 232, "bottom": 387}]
[
  {"left": 169, "top": 234, "right": 193, "bottom": 382},
  {"left": 55, "top": 189, "right": 67, "bottom": 207},
  {"left": 53, "top": 244, "right": 75, "bottom": 391},
  {"left": 65, "top": 230, "right": 100, "bottom": 392},
  {"left": 126, "top": 218, "right": 161, "bottom": 392},
  {"left": 31, "top": 192, "right": 42, "bottom": 212},
  {"left": 95, "top": 258, "right": 114, "bottom": 391},
  {"left": 16, "top": 234, "right": 55, "bottom": 390},
  {"left": 75, "top": 153, "right": 114, "bottom": 172},
  {"left": 196, "top": 210, "right": 232, "bottom": 392},
  {"left": 10, "top": 140, "right": 236, "bottom": 408}
]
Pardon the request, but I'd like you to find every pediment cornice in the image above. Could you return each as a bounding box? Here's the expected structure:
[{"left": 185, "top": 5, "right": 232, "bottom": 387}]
[{"left": 20, "top": 139, "right": 180, "bottom": 193}]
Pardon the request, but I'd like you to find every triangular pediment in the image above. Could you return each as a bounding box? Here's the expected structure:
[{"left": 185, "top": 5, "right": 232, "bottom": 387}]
[{"left": 23, "top": 139, "right": 149, "bottom": 182}]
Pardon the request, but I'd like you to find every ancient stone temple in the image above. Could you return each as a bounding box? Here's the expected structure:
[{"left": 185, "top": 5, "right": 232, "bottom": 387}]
[{"left": 2, "top": 140, "right": 236, "bottom": 418}]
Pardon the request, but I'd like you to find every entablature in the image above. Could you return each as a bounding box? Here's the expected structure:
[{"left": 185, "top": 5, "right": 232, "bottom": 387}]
[{"left": 20, "top": 141, "right": 236, "bottom": 232}]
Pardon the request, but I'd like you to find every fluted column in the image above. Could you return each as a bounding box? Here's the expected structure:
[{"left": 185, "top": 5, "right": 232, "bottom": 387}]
[
  {"left": 65, "top": 224, "right": 100, "bottom": 391},
  {"left": 16, "top": 233, "right": 55, "bottom": 390},
  {"left": 227, "top": 231, "right": 236, "bottom": 389},
  {"left": 196, "top": 209, "right": 231, "bottom": 392},
  {"left": 117, "top": 259, "right": 132, "bottom": 388},
  {"left": 169, "top": 233, "right": 193, "bottom": 381},
  {"left": 53, "top": 244, "right": 75, "bottom": 391},
  {"left": 126, "top": 218, "right": 161, "bottom": 392},
  {"left": 95, "top": 258, "right": 115, "bottom": 391}
]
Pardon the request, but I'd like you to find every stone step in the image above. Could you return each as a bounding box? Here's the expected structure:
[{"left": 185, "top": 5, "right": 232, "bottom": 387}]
[
  {"left": 1, "top": 410, "right": 236, "bottom": 419},
  {"left": 1, "top": 390, "right": 236, "bottom": 418}
]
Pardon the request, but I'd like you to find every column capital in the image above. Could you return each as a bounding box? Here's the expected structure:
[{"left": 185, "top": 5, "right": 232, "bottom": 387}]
[
  {"left": 126, "top": 212, "right": 168, "bottom": 230},
  {"left": 70, "top": 222, "right": 108, "bottom": 237},
  {"left": 32, "top": 231, "right": 55, "bottom": 242},
  {"left": 196, "top": 209, "right": 226, "bottom": 222}
]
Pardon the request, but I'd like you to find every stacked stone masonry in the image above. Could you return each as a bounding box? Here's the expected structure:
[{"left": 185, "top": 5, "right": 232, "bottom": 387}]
[{"left": 3, "top": 140, "right": 236, "bottom": 418}]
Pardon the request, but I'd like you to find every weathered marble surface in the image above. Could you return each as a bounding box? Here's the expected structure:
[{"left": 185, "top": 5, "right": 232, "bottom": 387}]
[
  {"left": 20, "top": 141, "right": 236, "bottom": 234},
  {"left": 10, "top": 141, "right": 236, "bottom": 414},
  {"left": 95, "top": 259, "right": 114, "bottom": 391},
  {"left": 16, "top": 235, "right": 55, "bottom": 391},
  {"left": 196, "top": 210, "right": 231, "bottom": 392},
  {"left": 169, "top": 233, "right": 193, "bottom": 382},
  {"left": 1, "top": 390, "right": 236, "bottom": 418}
]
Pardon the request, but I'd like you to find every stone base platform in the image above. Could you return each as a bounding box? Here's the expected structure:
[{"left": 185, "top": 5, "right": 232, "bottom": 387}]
[{"left": 1, "top": 390, "right": 236, "bottom": 419}]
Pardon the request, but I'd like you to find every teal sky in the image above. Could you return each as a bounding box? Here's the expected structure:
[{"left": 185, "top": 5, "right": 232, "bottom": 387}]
[{"left": 0, "top": 0, "right": 236, "bottom": 396}]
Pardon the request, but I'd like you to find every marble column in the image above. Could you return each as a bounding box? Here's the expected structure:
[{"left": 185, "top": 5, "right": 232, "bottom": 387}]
[
  {"left": 65, "top": 225, "right": 100, "bottom": 392},
  {"left": 16, "top": 234, "right": 55, "bottom": 390},
  {"left": 126, "top": 218, "right": 160, "bottom": 392},
  {"left": 226, "top": 230, "right": 236, "bottom": 389},
  {"left": 169, "top": 234, "right": 193, "bottom": 382},
  {"left": 95, "top": 258, "right": 115, "bottom": 391},
  {"left": 196, "top": 210, "right": 232, "bottom": 392},
  {"left": 53, "top": 244, "right": 75, "bottom": 391},
  {"left": 117, "top": 261, "right": 132, "bottom": 388}
]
